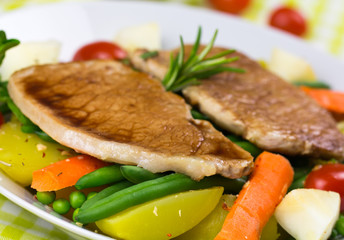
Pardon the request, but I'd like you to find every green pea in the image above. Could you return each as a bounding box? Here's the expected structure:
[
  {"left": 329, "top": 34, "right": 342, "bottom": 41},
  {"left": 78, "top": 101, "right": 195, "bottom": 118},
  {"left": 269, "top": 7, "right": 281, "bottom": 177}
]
[
  {"left": 335, "top": 214, "right": 344, "bottom": 235},
  {"left": 53, "top": 199, "right": 70, "bottom": 215},
  {"left": 69, "top": 191, "right": 86, "bottom": 209},
  {"left": 36, "top": 191, "right": 56, "bottom": 205},
  {"left": 87, "top": 192, "right": 97, "bottom": 200}
]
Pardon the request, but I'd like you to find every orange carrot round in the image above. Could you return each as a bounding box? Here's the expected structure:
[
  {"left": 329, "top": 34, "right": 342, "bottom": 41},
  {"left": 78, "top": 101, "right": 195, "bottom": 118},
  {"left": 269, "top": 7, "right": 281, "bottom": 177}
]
[
  {"left": 301, "top": 86, "right": 344, "bottom": 113},
  {"left": 215, "top": 151, "right": 294, "bottom": 240},
  {"left": 31, "top": 155, "right": 109, "bottom": 192}
]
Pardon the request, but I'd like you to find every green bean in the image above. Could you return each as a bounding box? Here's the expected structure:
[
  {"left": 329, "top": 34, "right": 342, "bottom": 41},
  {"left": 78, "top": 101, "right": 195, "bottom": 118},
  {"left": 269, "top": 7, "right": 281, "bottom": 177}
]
[
  {"left": 76, "top": 174, "right": 199, "bottom": 223},
  {"left": 288, "top": 175, "right": 307, "bottom": 191},
  {"left": 80, "top": 181, "right": 133, "bottom": 210},
  {"left": 226, "top": 135, "right": 262, "bottom": 158},
  {"left": 227, "top": 134, "right": 244, "bottom": 142},
  {"left": 76, "top": 173, "right": 244, "bottom": 223},
  {"left": 235, "top": 141, "right": 262, "bottom": 158},
  {"left": 86, "top": 192, "right": 97, "bottom": 200},
  {"left": 200, "top": 175, "right": 246, "bottom": 194},
  {"left": 34, "top": 130, "right": 56, "bottom": 143},
  {"left": 7, "top": 99, "right": 33, "bottom": 125},
  {"left": 21, "top": 124, "right": 40, "bottom": 133},
  {"left": 120, "top": 165, "right": 164, "bottom": 184},
  {"left": 75, "top": 165, "right": 124, "bottom": 190},
  {"left": 293, "top": 80, "right": 330, "bottom": 89},
  {"left": 293, "top": 167, "right": 311, "bottom": 181},
  {"left": 191, "top": 109, "right": 209, "bottom": 120}
]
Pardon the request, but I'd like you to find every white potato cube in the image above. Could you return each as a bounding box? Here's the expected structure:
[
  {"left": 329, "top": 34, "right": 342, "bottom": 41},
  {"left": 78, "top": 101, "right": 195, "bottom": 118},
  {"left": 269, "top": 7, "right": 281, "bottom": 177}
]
[
  {"left": 268, "top": 48, "right": 316, "bottom": 82},
  {"left": 0, "top": 41, "right": 60, "bottom": 80},
  {"left": 274, "top": 189, "right": 340, "bottom": 240},
  {"left": 114, "top": 22, "right": 161, "bottom": 52}
]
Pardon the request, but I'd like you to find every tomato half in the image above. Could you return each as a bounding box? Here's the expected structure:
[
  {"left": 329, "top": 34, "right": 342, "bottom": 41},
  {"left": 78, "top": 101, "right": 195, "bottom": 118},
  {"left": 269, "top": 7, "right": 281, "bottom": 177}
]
[
  {"left": 269, "top": 7, "right": 307, "bottom": 37},
  {"left": 304, "top": 164, "right": 344, "bottom": 211},
  {"left": 209, "top": 0, "right": 251, "bottom": 14},
  {"left": 73, "top": 41, "right": 127, "bottom": 61}
]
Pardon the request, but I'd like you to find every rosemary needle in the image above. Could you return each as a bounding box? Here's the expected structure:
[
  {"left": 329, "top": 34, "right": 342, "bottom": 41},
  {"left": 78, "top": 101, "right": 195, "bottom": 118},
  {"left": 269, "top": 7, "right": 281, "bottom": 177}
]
[{"left": 162, "top": 27, "right": 244, "bottom": 92}]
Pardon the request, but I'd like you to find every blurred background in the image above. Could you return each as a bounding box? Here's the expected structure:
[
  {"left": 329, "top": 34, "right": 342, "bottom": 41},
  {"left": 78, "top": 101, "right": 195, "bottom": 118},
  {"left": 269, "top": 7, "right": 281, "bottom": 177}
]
[{"left": 0, "top": 0, "right": 344, "bottom": 60}]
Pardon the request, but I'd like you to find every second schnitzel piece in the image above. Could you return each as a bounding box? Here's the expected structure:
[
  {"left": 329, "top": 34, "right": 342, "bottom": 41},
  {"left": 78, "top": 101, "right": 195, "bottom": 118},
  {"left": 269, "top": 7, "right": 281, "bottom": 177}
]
[
  {"left": 8, "top": 60, "right": 253, "bottom": 180},
  {"left": 130, "top": 47, "right": 344, "bottom": 160}
]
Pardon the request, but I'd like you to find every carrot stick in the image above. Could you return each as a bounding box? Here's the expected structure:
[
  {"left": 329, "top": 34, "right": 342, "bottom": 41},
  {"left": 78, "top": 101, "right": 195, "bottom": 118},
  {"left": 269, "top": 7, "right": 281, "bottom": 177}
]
[
  {"left": 215, "top": 151, "right": 294, "bottom": 240},
  {"left": 31, "top": 155, "right": 109, "bottom": 192},
  {"left": 301, "top": 86, "right": 344, "bottom": 113}
]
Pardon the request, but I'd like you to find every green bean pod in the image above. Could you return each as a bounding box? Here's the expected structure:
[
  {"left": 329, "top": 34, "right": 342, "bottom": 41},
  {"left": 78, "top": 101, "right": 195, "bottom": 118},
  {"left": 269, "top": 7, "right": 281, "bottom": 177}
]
[
  {"left": 76, "top": 173, "right": 246, "bottom": 224},
  {"left": 21, "top": 124, "right": 40, "bottom": 133},
  {"left": 120, "top": 165, "right": 164, "bottom": 184},
  {"left": 7, "top": 99, "right": 33, "bottom": 125},
  {"left": 234, "top": 141, "right": 262, "bottom": 158},
  {"left": 227, "top": 134, "right": 244, "bottom": 142},
  {"left": 34, "top": 130, "right": 56, "bottom": 143},
  {"left": 293, "top": 80, "right": 330, "bottom": 89},
  {"left": 191, "top": 109, "right": 209, "bottom": 120},
  {"left": 76, "top": 174, "right": 203, "bottom": 223},
  {"left": 81, "top": 181, "right": 133, "bottom": 210},
  {"left": 288, "top": 175, "right": 307, "bottom": 191},
  {"left": 75, "top": 165, "right": 124, "bottom": 190},
  {"left": 200, "top": 175, "right": 246, "bottom": 194}
]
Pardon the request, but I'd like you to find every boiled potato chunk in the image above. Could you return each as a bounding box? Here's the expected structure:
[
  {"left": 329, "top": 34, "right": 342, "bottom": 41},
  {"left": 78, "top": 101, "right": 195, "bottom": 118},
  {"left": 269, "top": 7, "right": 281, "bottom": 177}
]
[
  {"left": 0, "top": 41, "right": 60, "bottom": 80},
  {"left": 96, "top": 187, "right": 223, "bottom": 240},
  {"left": 114, "top": 22, "right": 161, "bottom": 52},
  {"left": 0, "top": 117, "right": 73, "bottom": 186},
  {"left": 274, "top": 189, "right": 340, "bottom": 240},
  {"left": 175, "top": 194, "right": 236, "bottom": 240},
  {"left": 268, "top": 48, "right": 316, "bottom": 82}
]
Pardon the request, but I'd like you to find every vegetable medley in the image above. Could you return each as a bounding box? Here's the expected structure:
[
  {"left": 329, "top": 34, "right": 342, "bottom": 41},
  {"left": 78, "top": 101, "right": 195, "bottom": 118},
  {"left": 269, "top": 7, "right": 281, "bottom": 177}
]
[{"left": 1, "top": 27, "right": 344, "bottom": 240}]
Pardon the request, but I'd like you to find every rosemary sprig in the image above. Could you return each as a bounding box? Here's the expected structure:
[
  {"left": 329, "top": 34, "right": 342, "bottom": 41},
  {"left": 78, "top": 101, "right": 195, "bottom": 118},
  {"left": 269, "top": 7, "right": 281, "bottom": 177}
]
[
  {"left": 0, "top": 30, "right": 20, "bottom": 65},
  {"left": 162, "top": 27, "right": 244, "bottom": 92}
]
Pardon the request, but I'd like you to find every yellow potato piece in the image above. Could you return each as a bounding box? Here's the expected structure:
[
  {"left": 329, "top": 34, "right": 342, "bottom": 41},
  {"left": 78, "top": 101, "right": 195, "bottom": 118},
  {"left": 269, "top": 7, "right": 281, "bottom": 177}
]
[
  {"left": 96, "top": 187, "right": 223, "bottom": 240},
  {"left": 175, "top": 194, "right": 236, "bottom": 240},
  {"left": 0, "top": 117, "right": 73, "bottom": 186}
]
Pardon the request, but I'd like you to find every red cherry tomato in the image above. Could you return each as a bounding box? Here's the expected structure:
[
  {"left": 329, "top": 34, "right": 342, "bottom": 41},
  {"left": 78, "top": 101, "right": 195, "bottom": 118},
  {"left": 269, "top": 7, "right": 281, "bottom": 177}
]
[
  {"left": 304, "top": 164, "right": 344, "bottom": 211},
  {"left": 209, "top": 0, "right": 251, "bottom": 14},
  {"left": 73, "top": 41, "right": 127, "bottom": 61},
  {"left": 269, "top": 6, "right": 307, "bottom": 37},
  {"left": 0, "top": 113, "right": 3, "bottom": 126}
]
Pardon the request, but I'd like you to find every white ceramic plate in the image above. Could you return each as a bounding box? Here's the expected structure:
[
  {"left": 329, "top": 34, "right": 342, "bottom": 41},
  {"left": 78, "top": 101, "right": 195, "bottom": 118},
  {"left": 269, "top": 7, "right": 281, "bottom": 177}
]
[{"left": 1, "top": 1, "right": 344, "bottom": 239}]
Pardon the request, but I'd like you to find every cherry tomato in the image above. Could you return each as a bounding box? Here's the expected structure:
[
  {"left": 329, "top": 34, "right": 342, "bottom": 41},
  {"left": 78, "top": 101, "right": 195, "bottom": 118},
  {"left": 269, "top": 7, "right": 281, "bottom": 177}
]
[
  {"left": 209, "top": 0, "right": 251, "bottom": 14},
  {"left": 0, "top": 113, "right": 4, "bottom": 127},
  {"left": 73, "top": 41, "right": 127, "bottom": 61},
  {"left": 304, "top": 164, "right": 344, "bottom": 211},
  {"left": 269, "top": 6, "right": 307, "bottom": 37}
]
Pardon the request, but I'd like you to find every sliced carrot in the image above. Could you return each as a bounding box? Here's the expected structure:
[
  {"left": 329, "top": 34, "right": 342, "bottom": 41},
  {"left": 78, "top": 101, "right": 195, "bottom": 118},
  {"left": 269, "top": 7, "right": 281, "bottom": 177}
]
[
  {"left": 31, "top": 155, "right": 109, "bottom": 192},
  {"left": 215, "top": 151, "right": 294, "bottom": 240},
  {"left": 301, "top": 86, "right": 344, "bottom": 113}
]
